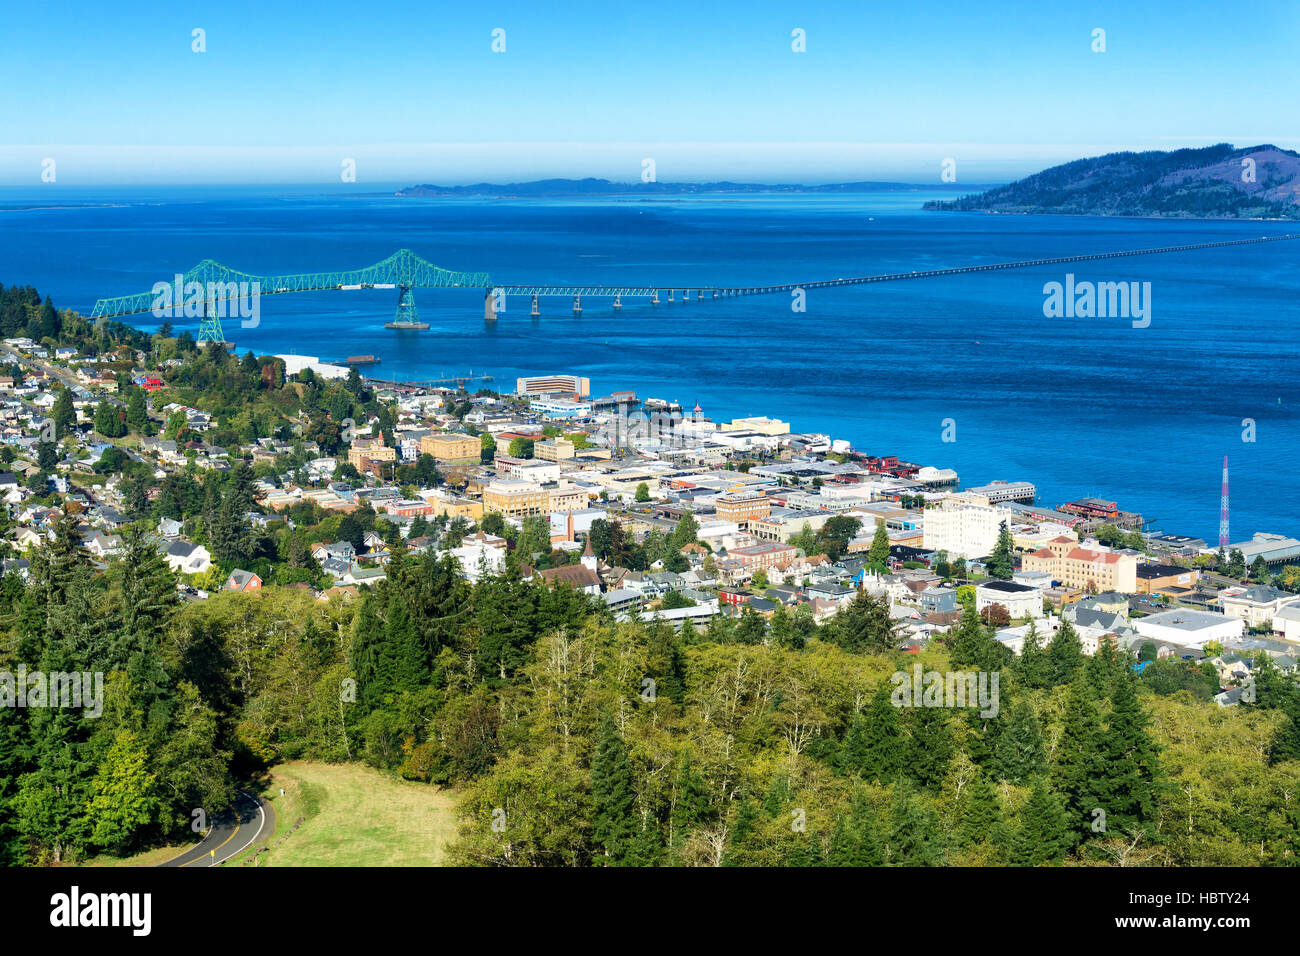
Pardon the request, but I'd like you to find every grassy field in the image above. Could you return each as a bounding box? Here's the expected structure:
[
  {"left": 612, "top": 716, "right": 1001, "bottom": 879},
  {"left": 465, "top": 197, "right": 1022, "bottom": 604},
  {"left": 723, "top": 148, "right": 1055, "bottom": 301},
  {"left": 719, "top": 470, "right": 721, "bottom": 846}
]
[
  {"left": 76, "top": 844, "right": 194, "bottom": 867},
  {"left": 236, "top": 762, "right": 458, "bottom": 867}
]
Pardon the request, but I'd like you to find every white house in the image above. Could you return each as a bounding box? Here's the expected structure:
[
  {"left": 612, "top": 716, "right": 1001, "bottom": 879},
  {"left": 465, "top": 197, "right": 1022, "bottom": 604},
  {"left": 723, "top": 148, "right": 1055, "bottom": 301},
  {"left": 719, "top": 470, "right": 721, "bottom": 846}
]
[
  {"left": 163, "top": 540, "right": 212, "bottom": 575},
  {"left": 448, "top": 539, "right": 506, "bottom": 582},
  {"left": 976, "top": 580, "right": 1044, "bottom": 619}
]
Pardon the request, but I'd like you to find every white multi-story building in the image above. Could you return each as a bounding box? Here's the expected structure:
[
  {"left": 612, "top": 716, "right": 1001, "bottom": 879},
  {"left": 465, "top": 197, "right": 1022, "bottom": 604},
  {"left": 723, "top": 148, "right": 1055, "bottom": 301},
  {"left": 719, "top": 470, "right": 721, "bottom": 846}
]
[{"left": 923, "top": 496, "right": 1001, "bottom": 560}]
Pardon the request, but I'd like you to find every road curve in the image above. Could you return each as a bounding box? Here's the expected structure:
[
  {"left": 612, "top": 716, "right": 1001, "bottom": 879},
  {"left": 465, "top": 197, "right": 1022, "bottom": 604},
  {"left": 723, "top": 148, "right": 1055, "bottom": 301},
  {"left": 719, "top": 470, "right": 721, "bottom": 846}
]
[{"left": 159, "top": 789, "right": 274, "bottom": 868}]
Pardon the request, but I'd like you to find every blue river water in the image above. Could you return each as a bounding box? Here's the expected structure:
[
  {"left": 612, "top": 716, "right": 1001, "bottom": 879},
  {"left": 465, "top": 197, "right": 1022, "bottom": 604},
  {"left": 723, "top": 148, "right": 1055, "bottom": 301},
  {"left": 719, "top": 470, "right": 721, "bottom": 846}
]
[{"left": 1, "top": 184, "right": 1297, "bottom": 544}]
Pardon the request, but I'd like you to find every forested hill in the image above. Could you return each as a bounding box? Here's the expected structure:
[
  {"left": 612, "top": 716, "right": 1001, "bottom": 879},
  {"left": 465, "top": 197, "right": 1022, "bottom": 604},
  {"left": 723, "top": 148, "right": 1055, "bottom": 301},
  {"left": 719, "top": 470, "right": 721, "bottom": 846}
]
[{"left": 924, "top": 144, "right": 1300, "bottom": 219}]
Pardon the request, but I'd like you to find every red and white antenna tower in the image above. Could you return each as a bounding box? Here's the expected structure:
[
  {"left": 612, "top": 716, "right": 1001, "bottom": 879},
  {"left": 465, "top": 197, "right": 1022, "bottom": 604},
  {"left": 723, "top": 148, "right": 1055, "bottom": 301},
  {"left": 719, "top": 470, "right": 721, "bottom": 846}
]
[{"left": 1219, "top": 456, "right": 1230, "bottom": 548}]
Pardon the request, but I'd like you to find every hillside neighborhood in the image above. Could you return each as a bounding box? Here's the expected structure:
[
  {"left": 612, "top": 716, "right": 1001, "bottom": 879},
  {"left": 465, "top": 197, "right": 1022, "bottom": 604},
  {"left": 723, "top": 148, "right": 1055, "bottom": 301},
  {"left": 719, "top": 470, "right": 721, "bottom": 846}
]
[{"left": 4, "top": 330, "right": 1298, "bottom": 712}]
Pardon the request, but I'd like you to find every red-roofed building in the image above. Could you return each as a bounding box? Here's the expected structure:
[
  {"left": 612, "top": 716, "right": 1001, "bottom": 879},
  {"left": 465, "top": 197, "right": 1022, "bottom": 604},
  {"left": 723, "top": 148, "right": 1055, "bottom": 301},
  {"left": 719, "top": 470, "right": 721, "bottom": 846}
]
[{"left": 1021, "top": 541, "right": 1137, "bottom": 593}]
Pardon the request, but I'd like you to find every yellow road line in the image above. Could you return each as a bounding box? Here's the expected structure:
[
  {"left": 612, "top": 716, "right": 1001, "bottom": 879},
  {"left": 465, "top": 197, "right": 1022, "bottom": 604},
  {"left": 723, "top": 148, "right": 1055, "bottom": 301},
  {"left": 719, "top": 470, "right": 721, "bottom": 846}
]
[{"left": 180, "top": 821, "right": 241, "bottom": 867}]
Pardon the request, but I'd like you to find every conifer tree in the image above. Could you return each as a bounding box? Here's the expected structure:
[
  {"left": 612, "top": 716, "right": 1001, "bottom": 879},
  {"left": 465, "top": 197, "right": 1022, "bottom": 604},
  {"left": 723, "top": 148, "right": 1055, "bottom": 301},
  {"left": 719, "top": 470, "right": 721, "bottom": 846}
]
[
  {"left": 1086, "top": 635, "right": 1129, "bottom": 696},
  {"left": 949, "top": 603, "right": 1007, "bottom": 671},
  {"left": 722, "top": 795, "right": 760, "bottom": 867},
  {"left": 1014, "top": 620, "right": 1051, "bottom": 689},
  {"left": 960, "top": 770, "right": 1003, "bottom": 848},
  {"left": 1047, "top": 620, "right": 1085, "bottom": 686},
  {"left": 987, "top": 522, "right": 1016, "bottom": 579},
  {"left": 906, "top": 705, "right": 954, "bottom": 792},
  {"left": 590, "top": 717, "right": 636, "bottom": 864},
  {"left": 670, "top": 750, "right": 708, "bottom": 846},
  {"left": 884, "top": 780, "right": 944, "bottom": 866},
  {"left": 1009, "top": 776, "right": 1070, "bottom": 866},
  {"left": 1096, "top": 674, "right": 1161, "bottom": 837},
  {"left": 1052, "top": 676, "right": 1107, "bottom": 847},
  {"left": 840, "top": 685, "right": 906, "bottom": 783},
  {"left": 991, "top": 699, "right": 1047, "bottom": 784}
]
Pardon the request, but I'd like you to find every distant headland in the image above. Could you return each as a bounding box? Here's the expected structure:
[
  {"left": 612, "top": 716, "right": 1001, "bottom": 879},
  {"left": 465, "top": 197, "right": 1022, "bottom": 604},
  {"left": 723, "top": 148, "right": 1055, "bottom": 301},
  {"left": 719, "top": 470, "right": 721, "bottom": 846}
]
[
  {"left": 924, "top": 144, "right": 1300, "bottom": 220},
  {"left": 394, "top": 178, "right": 978, "bottom": 198}
]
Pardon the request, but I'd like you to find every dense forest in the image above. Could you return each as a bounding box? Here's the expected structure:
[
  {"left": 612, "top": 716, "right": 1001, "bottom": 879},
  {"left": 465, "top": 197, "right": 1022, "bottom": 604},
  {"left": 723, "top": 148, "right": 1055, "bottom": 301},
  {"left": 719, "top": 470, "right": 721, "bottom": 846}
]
[{"left": 4, "top": 535, "right": 1300, "bottom": 865}]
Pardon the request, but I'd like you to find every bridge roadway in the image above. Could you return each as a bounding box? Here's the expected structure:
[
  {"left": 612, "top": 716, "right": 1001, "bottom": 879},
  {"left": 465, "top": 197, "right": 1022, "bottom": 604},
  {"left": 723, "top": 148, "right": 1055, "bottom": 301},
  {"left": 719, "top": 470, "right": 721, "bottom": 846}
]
[{"left": 494, "top": 233, "right": 1300, "bottom": 300}]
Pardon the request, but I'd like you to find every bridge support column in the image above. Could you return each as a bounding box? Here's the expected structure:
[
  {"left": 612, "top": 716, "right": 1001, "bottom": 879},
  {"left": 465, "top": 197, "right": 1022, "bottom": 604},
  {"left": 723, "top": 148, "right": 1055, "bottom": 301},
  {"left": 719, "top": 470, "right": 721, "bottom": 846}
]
[
  {"left": 667, "top": 291, "right": 674, "bottom": 303},
  {"left": 712, "top": 290, "right": 718, "bottom": 300},
  {"left": 697, "top": 290, "right": 704, "bottom": 301},
  {"left": 530, "top": 294, "right": 539, "bottom": 317},
  {"left": 484, "top": 290, "right": 499, "bottom": 321},
  {"left": 613, "top": 294, "right": 622, "bottom": 311},
  {"left": 572, "top": 295, "right": 582, "bottom": 317},
  {"left": 651, "top": 291, "right": 659, "bottom": 306}
]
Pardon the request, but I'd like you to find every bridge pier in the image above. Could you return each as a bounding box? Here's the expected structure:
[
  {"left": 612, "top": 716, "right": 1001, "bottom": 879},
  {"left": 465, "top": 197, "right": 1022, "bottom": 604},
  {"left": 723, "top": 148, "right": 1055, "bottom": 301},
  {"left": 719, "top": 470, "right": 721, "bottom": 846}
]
[
  {"left": 484, "top": 290, "right": 498, "bottom": 321},
  {"left": 572, "top": 295, "right": 582, "bottom": 317},
  {"left": 651, "top": 291, "right": 659, "bottom": 306},
  {"left": 530, "top": 294, "right": 539, "bottom": 317},
  {"left": 667, "top": 291, "right": 674, "bottom": 303},
  {"left": 696, "top": 290, "right": 704, "bottom": 301},
  {"left": 613, "top": 294, "right": 622, "bottom": 311}
]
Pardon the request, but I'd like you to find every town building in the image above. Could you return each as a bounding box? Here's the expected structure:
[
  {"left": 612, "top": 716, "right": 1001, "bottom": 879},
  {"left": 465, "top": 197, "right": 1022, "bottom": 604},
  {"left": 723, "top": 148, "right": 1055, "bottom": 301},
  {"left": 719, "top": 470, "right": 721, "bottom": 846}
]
[
  {"left": 420, "top": 432, "right": 480, "bottom": 464},
  {"left": 516, "top": 374, "right": 591, "bottom": 399},
  {"left": 714, "top": 488, "right": 770, "bottom": 526},
  {"left": 1132, "top": 609, "right": 1244, "bottom": 650},
  {"left": 725, "top": 542, "right": 798, "bottom": 570},
  {"left": 1220, "top": 585, "right": 1298, "bottom": 629},
  {"left": 1135, "top": 562, "right": 1200, "bottom": 594},
  {"left": 976, "top": 579, "right": 1044, "bottom": 619},
  {"left": 922, "top": 495, "right": 1000, "bottom": 560},
  {"left": 482, "top": 480, "right": 549, "bottom": 519},
  {"left": 1020, "top": 536, "right": 1138, "bottom": 593}
]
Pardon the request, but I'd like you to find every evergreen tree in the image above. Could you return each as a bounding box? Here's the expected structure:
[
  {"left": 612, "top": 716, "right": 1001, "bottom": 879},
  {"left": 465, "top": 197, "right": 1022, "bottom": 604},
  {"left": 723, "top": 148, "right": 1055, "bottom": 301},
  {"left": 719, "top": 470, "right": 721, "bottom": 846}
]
[
  {"left": 840, "top": 686, "right": 907, "bottom": 783},
  {"left": 624, "top": 815, "right": 664, "bottom": 867},
  {"left": 987, "top": 522, "right": 1016, "bottom": 579},
  {"left": 867, "top": 520, "right": 890, "bottom": 571},
  {"left": 1085, "top": 635, "right": 1130, "bottom": 696},
  {"left": 906, "top": 705, "right": 954, "bottom": 792},
  {"left": 1052, "top": 676, "right": 1107, "bottom": 848},
  {"left": 1047, "top": 620, "right": 1085, "bottom": 686},
  {"left": 884, "top": 780, "right": 943, "bottom": 866},
  {"left": 828, "top": 591, "right": 900, "bottom": 653},
  {"left": 1009, "top": 776, "right": 1070, "bottom": 866},
  {"left": 645, "top": 621, "right": 687, "bottom": 704},
  {"left": 590, "top": 717, "right": 636, "bottom": 864},
  {"left": 1095, "top": 674, "right": 1161, "bottom": 838},
  {"left": 949, "top": 603, "right": 1008, "bottom": 671},
  {"left": 126, "top": 389, "right": 148, "bottom": 431},
  {"left": 1013, "top": 620, "right": 1051, "bottom": 689},
  {"left": 722, "top": 795, "right": 760, "bottom": 867},
  {"left": 960, "top": 770, "right": 1003, "bottom": 848},
  {"left": 670, "top": 750, "right": 708, "bottom": 847},
  {"left": 991, "top": 699, "right": 1047, "bottom": 784},
  {"left": 51, "top": 387, "right": 75, "bottom": 438}
]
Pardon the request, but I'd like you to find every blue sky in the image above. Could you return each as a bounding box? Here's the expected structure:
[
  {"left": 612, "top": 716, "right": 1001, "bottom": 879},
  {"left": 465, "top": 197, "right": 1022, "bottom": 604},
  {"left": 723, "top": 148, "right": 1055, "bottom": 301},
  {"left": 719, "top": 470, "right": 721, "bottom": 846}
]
[{"left": 2, "top": 0, "right": 1297, "bottom": 184}]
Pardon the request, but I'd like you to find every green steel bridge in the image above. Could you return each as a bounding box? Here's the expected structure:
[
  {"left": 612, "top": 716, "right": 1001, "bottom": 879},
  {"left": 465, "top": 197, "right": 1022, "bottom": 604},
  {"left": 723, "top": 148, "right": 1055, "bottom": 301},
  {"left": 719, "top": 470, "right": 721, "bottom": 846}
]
[{"left": 89, "top": 234, "right": 1300, "bottom": 343}]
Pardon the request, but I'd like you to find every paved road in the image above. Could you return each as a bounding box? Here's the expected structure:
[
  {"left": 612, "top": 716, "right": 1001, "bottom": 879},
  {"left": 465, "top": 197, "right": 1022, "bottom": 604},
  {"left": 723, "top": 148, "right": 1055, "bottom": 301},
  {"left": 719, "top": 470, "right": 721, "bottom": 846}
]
[{"left": 159, "top": 789, "right": 274, "bottom": 868}]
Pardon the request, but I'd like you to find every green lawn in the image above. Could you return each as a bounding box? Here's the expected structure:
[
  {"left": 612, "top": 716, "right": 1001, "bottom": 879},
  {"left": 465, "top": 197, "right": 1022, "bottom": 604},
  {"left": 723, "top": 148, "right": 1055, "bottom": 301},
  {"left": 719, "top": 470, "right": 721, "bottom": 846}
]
[{"left": 237, "top": 761, "right": 458, "bottom": 867}]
